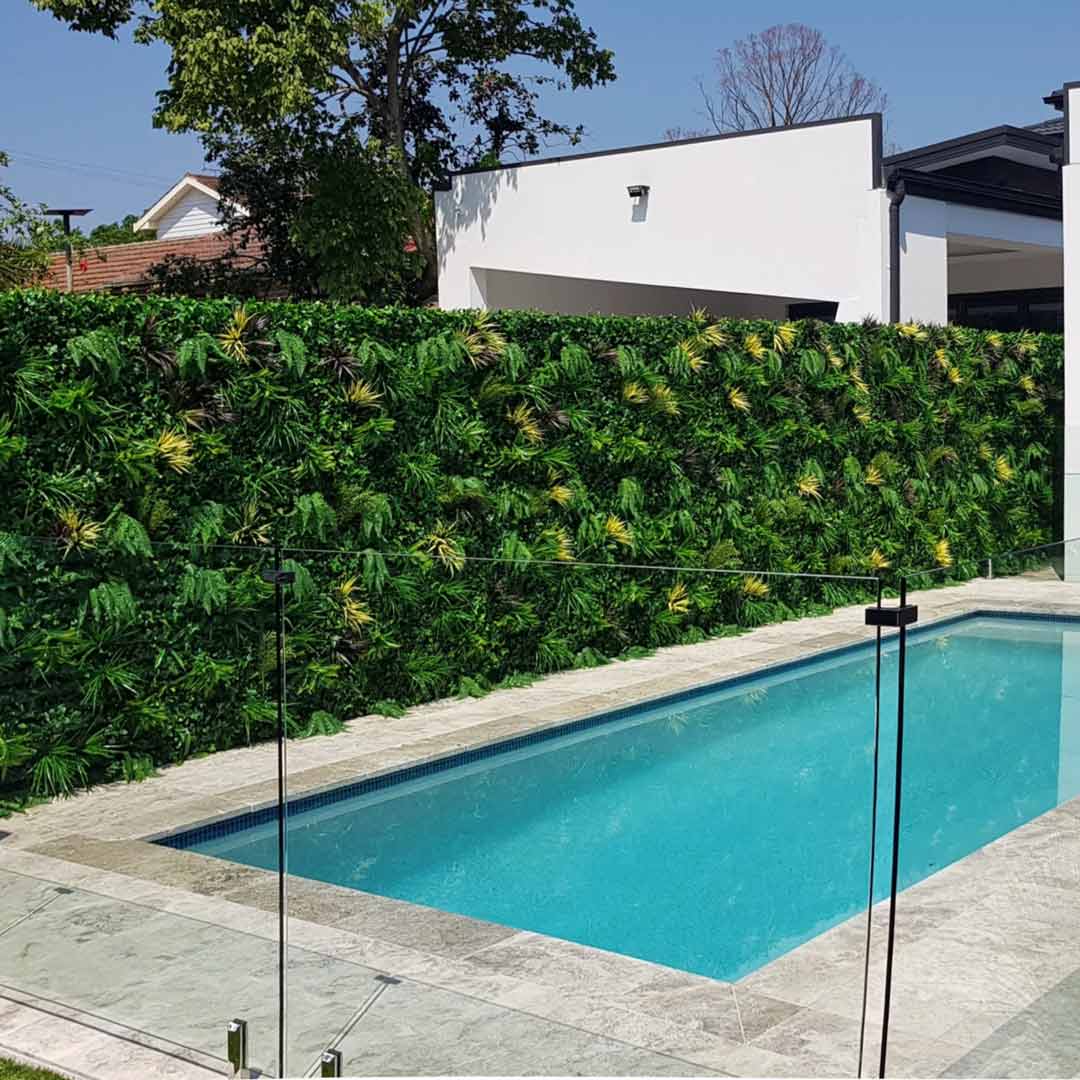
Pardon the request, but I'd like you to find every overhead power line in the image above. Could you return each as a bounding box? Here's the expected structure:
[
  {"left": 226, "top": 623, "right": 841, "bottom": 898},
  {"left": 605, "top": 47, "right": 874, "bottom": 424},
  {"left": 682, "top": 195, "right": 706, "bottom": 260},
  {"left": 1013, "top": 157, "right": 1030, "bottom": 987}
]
[{"left": 2, "top": 148, "right": 212, "bottom": 190}]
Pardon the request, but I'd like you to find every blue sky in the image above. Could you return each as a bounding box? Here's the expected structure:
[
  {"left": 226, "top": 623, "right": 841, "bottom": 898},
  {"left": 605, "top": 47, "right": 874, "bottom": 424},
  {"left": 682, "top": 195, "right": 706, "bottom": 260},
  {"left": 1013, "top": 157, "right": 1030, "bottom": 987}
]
[{"left": 3, "top": 0, "right": 1079, "bottom": 230}]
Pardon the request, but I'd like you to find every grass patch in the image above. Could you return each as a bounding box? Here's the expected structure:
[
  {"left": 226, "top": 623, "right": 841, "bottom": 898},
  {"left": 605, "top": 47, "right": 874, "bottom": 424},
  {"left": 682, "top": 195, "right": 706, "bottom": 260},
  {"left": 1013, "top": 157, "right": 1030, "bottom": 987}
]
[{"left": 0, "top": 1058, "right": 67, "bottom": 1080}]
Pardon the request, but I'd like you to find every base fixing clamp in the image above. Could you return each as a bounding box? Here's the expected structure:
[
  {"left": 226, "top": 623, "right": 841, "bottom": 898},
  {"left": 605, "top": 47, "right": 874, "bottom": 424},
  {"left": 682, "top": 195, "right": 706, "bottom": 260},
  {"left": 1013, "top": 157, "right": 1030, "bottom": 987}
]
[
  {"left": 227, "top": 1018, "right": 248, "bottom": 1077},
  {"left": 320, "top": 1048, "right": 344, "bottom": 1077}
]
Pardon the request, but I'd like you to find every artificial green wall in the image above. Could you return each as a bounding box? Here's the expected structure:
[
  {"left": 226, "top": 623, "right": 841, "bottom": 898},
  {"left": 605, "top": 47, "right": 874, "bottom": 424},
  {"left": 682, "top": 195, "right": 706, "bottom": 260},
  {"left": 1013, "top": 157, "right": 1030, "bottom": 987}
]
[{"left": 0, "top": 291, "right": 1063, "bottom": 803}]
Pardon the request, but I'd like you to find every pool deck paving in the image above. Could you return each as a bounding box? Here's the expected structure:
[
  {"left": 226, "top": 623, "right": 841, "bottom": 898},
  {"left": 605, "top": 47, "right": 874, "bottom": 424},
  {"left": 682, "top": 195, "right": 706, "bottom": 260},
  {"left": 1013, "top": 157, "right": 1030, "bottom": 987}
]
[{"left": 2, "top": 573, "right": 1080, "bottom": 1077}]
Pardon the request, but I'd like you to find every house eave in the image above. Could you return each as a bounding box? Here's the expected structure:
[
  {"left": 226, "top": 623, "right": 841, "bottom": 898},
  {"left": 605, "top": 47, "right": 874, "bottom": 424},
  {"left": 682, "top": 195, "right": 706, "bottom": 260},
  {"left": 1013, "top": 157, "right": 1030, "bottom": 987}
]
[
  {"left": 883, "top": 125, "right": 1061, "bottom": 175},
  {"left": 886, "top": 166, "right": 1062, "bottom": 220}
]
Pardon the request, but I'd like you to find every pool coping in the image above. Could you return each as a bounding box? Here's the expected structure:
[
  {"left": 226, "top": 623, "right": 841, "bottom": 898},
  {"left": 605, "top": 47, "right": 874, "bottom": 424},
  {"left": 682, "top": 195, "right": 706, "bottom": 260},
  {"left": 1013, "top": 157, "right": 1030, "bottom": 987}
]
[{"left": 5, "top": 575, "right": 1080, "bottom": 1077}]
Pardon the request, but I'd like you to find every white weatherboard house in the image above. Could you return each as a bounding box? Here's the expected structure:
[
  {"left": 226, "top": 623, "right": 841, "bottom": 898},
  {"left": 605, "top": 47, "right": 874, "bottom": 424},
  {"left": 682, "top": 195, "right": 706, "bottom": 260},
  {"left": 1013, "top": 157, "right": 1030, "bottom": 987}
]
[
  {"left": 133, "top": 172, "right": 229, "bottom": 240},
  {"left": 437, "top": 82, "right": 1080, "bottom": 541}
]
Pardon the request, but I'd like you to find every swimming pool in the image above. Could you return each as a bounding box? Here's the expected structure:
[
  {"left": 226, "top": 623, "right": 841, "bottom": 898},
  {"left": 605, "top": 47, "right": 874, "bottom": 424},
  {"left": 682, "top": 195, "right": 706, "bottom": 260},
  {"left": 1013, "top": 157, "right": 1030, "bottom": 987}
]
[{"left": 166, "top": 614, "right": 1079, "bottom": 982}]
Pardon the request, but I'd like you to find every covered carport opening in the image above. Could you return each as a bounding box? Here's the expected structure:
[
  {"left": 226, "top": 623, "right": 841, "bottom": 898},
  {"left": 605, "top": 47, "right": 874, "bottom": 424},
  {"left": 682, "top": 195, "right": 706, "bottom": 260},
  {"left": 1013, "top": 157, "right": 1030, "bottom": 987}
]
[
  {"left": 470, "top": 268, "right": 839, "bottom": 321},
  {"left": 947, "top": 234, "right": 1063, "bottom": 331}
]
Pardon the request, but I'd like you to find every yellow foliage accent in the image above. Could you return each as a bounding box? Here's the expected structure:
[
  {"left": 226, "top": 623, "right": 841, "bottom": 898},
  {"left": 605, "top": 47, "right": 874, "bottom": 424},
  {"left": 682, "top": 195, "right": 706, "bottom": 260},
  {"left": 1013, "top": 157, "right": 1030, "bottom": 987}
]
[
  {"left": 696, "top": 322, "right": 728, "bottom": 350},
  {"left": 155, "top": 429, "right": 194, "bottom": 473},
  {"left": 773, "top": 323, "right": 797, "bottom": 353},
  {"left": 977, "top": 442, "right": 993, "bottom": 462},
  {"left": 673, "top": 339, "right": 707, "bottom": 372},
  {"left": 853, "top": 405, "right": 871, "bottom": 425},
  {"left": 604, "top": 514, "right": 634, "bottom": 548},
  {"left": 1018, "top": 374, "right": 1037, "bottom": 395},
  {"left": 650, "top": 384, "right": 680, "bottom": 416},
  {"left": 547, "top": 484, "right": 573, "bottom": 506},
  {"left": 1015, "top": 331, "right": 1039, "bottom": 357},
  {"left": 744, "top": 332, "right": 766, "bottom": 360},
  {"left": 897, "top": 322, "right": 928, "bottom": 341},
  {"left": 934, "top": 538, "right": 953, "bottom": 568},
  {"left": 455, "top": 311, "right": 507, "bottom": 367},
  {"left": 338, "top": 575, "right": 374, "bottom": 633},
  {"left": 827, "top": 348, "right": 844, "bottom": 370},
  {"left": 622, "top": 381, "right": 650, "bottom": 405},
  {"left": 994, "top": 455, "right": 1014, "bottom": 483},
  {"left": 934, "top": 347, "right": 950, "bottom": 371},
  {"left": 56, "top": 508, "right": 102, "bottom": 553},
  {"left": 728, "top": 386, "right": 750, "bottom": 412},
  {"left": 867, "top": 548, "right": 891, "bottom": 571},
  {"left": 551, "top": 526, "right": 575, "bottom": 562},
  {"left": 219, "top": 307, "right": 254, "bottom": 362},
  {"left": 986, "top": 331, "right": 1004, "bottom": 352},
  {"left": 946, "top": 365, "right": 963, "bottom": 386},
  {"left": 678, "top": 321, "right": 727, "bottom": 370},
  {"left": 864, "top": 464, "right": 884, "bottom": 486},
  {"left": 424, "top": 526, "right": 466, "bottom": 574},
  {"left": 345, "top": 379, "right": 383, "bottom": 407},
  {"left": 667, "top": 582, "right": 690, "bottom": 615},
  {"left": 850, "top": 366, "right": 869, "bottom": 395},
  {"left": 742, "top": 575, "right": 770, "bottom": 599},
  {"left": 797, "top": 474, "right": 822, "bottom": 500},
  {"left": 507, "top": 403, "right": 543, "bottom": 444}
]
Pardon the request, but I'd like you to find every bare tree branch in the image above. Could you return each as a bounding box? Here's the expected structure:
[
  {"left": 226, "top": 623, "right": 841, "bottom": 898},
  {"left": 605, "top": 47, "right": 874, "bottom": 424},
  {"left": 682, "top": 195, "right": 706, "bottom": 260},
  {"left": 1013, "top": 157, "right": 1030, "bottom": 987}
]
[{"left": 688, "top": 23, "right": 886, "bottom": 134}]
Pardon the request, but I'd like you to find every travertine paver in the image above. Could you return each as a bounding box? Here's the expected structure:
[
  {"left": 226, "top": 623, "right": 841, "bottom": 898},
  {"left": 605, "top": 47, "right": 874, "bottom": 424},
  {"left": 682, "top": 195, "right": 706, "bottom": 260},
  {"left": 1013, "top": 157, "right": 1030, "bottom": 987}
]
[{"left": 1, "top": 574, "right": 1080, "bottom": 1077}]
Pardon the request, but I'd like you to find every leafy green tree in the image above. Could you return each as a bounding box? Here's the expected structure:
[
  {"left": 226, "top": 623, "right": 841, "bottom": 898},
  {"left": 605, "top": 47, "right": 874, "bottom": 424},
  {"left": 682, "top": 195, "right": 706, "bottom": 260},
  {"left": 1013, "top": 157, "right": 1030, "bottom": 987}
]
[
  {"left": 32, "top": 0, "right": 617, "bottom": 301},
  {"left": 85, "top": 214, "right": 156, "bottom": 247},
  {"left": 0, "top": 151, "right": 62, "bottom": 287},
  {"left": 208, "top": 123, "right": 425, "bottom": 303}
]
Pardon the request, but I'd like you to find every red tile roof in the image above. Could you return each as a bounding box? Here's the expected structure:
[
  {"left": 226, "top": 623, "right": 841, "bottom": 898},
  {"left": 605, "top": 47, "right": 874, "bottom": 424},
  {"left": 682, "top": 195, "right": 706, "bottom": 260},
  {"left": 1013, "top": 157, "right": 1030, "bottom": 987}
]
[{"left": 41, "top": 232, "right": 263, "bottom": 294}]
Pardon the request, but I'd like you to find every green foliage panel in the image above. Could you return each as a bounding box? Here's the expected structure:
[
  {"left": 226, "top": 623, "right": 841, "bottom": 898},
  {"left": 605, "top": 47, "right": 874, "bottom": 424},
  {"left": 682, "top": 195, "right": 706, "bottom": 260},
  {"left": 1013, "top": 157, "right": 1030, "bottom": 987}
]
[{"left": 0, "top": 291, "right": 1062, "bottom": 804}]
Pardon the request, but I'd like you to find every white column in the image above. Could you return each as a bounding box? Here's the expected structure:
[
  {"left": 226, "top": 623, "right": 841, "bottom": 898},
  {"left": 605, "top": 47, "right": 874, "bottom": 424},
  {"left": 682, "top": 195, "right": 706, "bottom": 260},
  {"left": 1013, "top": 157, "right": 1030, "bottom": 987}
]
[
  {"left": 899, "top": 195, "right": 949, "bottom": 325},
  {"left": 1064, "top": 85, "right": 1080, "bottom": 565}
]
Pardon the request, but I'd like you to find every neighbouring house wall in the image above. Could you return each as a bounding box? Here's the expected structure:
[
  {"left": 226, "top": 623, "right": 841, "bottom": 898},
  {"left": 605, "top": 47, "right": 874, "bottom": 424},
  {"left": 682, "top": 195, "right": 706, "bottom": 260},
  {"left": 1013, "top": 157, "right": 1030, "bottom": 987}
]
[
  {"left": 437, "top": 116, "right": 888, "bottom": 322},
  {"left": 1064, "top": 83, "right": 1080, "bottom": 550},
  {"left": 155, "top": 189, "right": 224, "bottom": 240},
  {"left": 899, "top": 198, "right": 1063, "bottom": 323}
]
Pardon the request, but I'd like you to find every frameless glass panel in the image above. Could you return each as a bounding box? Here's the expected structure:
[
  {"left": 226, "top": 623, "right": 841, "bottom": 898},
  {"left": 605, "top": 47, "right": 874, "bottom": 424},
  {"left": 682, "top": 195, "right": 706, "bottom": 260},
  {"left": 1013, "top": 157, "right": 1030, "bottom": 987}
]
[
  {"left": 876, "top": 541, "right": 1080, "bottom": 1079},
  {"left": 0, "top": 537, "right": 284, "bottom": 1076},
  {"left": 170, "top": 546, "right": 884, "bottom": 1076}
]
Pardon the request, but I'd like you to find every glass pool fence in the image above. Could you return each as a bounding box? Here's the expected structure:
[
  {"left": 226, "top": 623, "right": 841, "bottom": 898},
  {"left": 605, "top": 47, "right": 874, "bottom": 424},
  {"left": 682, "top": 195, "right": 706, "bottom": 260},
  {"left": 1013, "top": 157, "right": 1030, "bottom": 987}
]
[
  {"left": 4, "top": 531, "right": 1080, "bottom": 1077},
  {"left": 877, "top": 539, "right": 1080, "bottom": 1078}
]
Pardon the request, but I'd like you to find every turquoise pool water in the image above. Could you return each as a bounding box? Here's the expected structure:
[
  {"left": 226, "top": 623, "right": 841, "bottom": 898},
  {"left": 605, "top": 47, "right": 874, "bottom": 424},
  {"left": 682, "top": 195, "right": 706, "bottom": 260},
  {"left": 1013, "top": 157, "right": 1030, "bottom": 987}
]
[{"left": 179, "top": 615, "right": 1078, "bottom": 981}]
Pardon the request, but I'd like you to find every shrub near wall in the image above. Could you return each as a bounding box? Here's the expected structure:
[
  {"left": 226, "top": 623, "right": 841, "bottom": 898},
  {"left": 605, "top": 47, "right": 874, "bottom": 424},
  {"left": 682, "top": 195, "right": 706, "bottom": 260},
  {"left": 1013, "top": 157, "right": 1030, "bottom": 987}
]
[{"left": 0, "top": 291, "right": 1063, "bottom": 804}]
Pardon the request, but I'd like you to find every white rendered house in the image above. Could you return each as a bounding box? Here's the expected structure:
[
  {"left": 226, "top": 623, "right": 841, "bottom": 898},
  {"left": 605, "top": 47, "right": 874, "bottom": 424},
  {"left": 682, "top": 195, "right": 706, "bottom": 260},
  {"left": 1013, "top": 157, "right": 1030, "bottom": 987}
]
[
  {"left": 438, "top": 84, "right": 1080, "bottom": 537},
  {"left": 436, "top": 100, "right": 1067, "bottom": 331}
]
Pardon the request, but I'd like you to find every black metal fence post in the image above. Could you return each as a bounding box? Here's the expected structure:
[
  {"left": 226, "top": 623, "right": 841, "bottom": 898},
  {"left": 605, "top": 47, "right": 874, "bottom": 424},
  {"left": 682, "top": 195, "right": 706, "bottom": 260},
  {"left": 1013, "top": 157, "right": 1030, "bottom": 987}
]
[
  {"left": 863, "top": 578, "right": 917, "bottom": 1077},
  {"left": 879, "top": 575, "right": 910, "bottom": 1077},
  {"left": 263, "top": 546, "right": 295, "bottom": 1077}
]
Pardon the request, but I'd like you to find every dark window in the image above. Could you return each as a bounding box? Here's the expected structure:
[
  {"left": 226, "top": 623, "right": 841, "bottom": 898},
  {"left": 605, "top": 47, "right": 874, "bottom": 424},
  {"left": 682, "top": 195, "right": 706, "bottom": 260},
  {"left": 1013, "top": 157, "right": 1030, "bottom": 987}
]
[
  {"left": 787, "top": 301, "right": 839, "bottom": 322},
  {"left": 948, "top": 288, "right": 1063, "bottom": 332}
]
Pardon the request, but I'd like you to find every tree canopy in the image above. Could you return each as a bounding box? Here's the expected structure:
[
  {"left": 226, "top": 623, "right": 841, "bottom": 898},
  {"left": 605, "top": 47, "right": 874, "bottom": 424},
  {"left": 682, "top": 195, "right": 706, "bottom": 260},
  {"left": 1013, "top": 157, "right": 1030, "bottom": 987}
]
[
  {"left": 33, "top": 0, "right": 616, "bottom": 301},
  {"left": 0, "top": 151, "right": 61, "bottom": 288}
]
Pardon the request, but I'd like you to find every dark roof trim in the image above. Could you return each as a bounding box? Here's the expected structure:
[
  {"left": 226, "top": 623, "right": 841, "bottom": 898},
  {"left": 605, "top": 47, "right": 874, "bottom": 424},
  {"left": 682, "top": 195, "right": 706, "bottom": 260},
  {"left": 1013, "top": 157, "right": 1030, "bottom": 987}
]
[
  {"left": 886, "top": 167, "right": 1062, "bottom": 220},
  {"left": 1063, "top": 80, "right": 1080, "bottom": 167},
  {"left": 451, "top": 112, "right": 885, "bottom": 189},
  {"left": 883, "top": 125, "right": 1060, "bottom": 173}
]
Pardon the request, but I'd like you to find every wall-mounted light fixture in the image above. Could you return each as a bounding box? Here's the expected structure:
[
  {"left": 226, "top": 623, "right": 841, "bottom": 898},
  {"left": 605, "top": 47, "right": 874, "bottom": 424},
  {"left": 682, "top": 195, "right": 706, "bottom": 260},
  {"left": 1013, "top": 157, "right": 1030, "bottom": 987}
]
[{"left": 627, "top": 184, "right": 650, "bottom": 200}]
